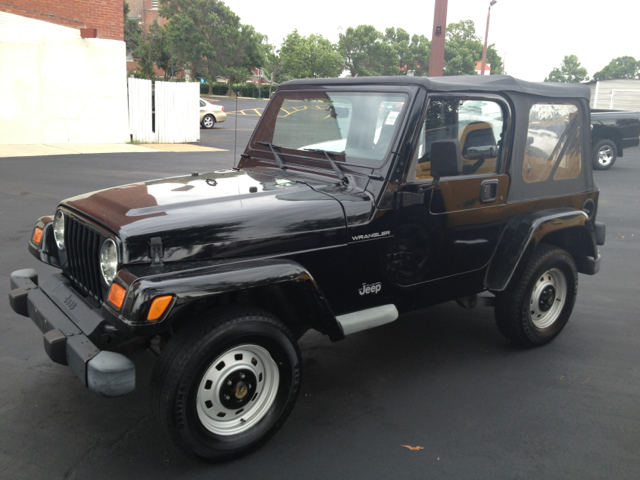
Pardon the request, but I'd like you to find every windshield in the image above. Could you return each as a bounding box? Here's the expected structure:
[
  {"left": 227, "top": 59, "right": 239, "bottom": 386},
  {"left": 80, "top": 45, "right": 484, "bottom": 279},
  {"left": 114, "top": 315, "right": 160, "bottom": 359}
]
[{"left": 252, "top": 91, "right": 408, "bottom": 167}]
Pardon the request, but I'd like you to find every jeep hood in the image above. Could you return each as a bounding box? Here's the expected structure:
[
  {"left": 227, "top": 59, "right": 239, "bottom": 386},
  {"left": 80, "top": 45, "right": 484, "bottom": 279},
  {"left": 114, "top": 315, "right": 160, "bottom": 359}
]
[{"left": 62, "top": 169, "right": 361, "bottom": 264}]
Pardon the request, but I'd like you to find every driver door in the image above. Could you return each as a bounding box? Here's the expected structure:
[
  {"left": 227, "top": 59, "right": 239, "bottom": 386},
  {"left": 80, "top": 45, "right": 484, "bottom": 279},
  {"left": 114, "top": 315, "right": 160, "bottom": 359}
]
[{"left": 388, "top": 95, "right": 510, "bottom": 286}]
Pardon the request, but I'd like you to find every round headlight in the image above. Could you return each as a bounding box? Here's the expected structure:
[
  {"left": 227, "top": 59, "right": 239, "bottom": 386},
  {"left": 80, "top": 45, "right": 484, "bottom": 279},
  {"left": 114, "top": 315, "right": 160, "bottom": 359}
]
[
  {"left": 100, "top": 238, "right": 119, "bottom": 285},
  {"left": 53, "top": 210, "right": 65, "bottom": 250}
]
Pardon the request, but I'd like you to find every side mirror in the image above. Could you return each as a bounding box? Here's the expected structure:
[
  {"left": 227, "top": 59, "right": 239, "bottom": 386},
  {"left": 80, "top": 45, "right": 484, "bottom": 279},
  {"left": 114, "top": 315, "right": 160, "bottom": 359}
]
[{"left": 430, "top": 139, "right": 462, "bottom": 178}]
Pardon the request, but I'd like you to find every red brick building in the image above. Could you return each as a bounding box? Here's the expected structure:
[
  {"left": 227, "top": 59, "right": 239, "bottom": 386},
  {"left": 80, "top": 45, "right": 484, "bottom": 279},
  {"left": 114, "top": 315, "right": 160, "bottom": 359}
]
[
  {"left": 0, "top": 0, "right": 124, "bottom": 41},
  {"left": 125, "top": 0, "right": 171, "bottom": 76},
  {"left": 127, "top": 0, "right": 166, "bottom": 33}
]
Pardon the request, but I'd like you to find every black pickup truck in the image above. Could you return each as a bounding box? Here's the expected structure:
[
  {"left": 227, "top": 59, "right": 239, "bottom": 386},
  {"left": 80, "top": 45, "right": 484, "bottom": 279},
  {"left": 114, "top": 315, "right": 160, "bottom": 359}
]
[
  {"left": 591, "top": 109, "right": 640, "bottom": 170},
  {"left": 9, "top": 75, "right": 605, "bottom": 460}
]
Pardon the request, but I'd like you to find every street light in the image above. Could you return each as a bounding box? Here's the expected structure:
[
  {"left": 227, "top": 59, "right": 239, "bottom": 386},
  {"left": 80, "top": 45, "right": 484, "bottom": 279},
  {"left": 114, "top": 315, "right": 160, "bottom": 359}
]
[{"left": 480, "top": 0, "right": 497, "bottom": 75}]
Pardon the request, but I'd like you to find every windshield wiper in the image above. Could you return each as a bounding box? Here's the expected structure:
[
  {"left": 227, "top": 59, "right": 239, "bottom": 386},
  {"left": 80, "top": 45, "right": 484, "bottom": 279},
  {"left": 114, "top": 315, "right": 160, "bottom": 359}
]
[
  {"left": 303, "top": 148, "right": 386, "bottom": 182},
  {"left": 303, "top": 148, "right": 349, "bottom": 184},
  {"left": 256, "top": 141, "right": 287, "bottom": 170}
]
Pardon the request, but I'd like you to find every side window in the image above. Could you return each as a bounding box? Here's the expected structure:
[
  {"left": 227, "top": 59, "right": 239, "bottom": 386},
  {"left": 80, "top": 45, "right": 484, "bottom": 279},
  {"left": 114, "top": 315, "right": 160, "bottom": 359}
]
[
  {"left": 199, "top": 100, "right": 205, "bottom": 107},
  {"left": 412, "top": 98, "right": 504, "bottom": 181},
  {"left": 523, "top": 104, "right": 582, "bottom": 183}
]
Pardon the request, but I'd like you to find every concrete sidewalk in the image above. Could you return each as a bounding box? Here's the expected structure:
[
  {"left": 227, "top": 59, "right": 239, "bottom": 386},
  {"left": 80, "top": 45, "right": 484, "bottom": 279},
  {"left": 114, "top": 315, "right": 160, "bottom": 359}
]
[{"left": 0, "top": 143, "right": 228, "bottom": 158}]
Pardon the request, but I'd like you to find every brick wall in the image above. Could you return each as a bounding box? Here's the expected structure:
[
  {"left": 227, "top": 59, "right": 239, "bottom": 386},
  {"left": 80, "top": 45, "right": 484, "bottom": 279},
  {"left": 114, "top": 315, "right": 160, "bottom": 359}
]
[
  {"left": 0, "top": 0, "right": 124, "bottom": 41},
  {"left": 141, "top": 0, "right": 166, "bottom": 32}
]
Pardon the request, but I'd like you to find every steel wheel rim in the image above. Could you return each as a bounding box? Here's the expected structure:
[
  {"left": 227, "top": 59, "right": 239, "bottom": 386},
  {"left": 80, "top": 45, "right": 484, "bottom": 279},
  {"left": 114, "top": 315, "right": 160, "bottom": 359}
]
[
  {"left": 597, "top": 145, "right": 613, "bottom": 167},
  {"left": 203, "top": 115, "right": 214, "bottom": 128},
  {"left": 196, "top": 344, "right": 279, "bottom": 436},
  {"left": 529, "top": 268, "right": 567, "bottom": 329}
]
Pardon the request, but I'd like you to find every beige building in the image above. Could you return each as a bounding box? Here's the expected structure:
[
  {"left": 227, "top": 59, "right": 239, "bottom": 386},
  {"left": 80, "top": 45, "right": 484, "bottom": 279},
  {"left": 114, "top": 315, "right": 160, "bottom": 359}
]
[
  {"left": 586, "top": 79, "right": 640, "bottom": 111},
  {"left": 0, "top": 1, "right": 129, "bottom": 144}
]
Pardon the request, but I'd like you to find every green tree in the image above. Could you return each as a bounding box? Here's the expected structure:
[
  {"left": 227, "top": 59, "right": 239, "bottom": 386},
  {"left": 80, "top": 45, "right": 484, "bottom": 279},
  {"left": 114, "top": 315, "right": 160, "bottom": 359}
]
[
  {"left": 446, "top": 19, "right": 478, "bottom": 43},
  {"left": 545, "top": 55, "right": 588, "bottom": 83},
  {"left": 263, "top": 44, "right": 286, "bottom": 96},
  {"left": 445, "top": 19, "right": 479, "bottom": 76},
  {"left": 593, "top": 56, "right": 640, "bottom": 80},
  {"left": 134, "top": 20, "right": 175, "bottom": 80},
  {"left": 216, "top": 23, "right": 267, "bottom": 93},
  {"left": 385, "top": 28, "right": 411, "bottom": 74},
  {"left": 161, "top": 3, "right": 206, "bottom": 81},
  {"left": 409, "top": 34, "right": 431, "bottom": 76},
  {"left": 484, "top": 45, "right": 503, "bottom": 76},
  {"left": 134, "top": 32, "right": 155, "bottom": 79},
  {"left": 279, "top": 30, "right": 343, "bottom": 79},
  {"left": 151, "top": 22, "right": 174, "bottom": 80},
  {"left": 442, "top": 20, "right": 502, "bottom": 76},
  {"left": 123, "top": 1, "right": 142, "bottom": 57},
  {"left": 383, "top": 28, "right": 431, "bottom": 76},
  {"left": 161, "top": 0, "right": 266, "bottom": 93},
  {"left": 339, "top": 25, "right": 399, "bottom": 76}
]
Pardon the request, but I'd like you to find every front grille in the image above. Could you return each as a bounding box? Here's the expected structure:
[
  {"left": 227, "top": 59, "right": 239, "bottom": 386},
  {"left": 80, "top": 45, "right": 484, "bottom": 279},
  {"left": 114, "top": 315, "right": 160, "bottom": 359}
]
[{"left": 64, "top": 214, "right": 106, "bottom": 302}]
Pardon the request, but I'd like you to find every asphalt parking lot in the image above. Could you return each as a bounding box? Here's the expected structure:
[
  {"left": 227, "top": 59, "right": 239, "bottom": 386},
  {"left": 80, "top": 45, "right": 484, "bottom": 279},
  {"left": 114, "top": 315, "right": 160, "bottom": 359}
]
[
  {"left": 197, "top": 96, "right": 267, "bottom": 155},
  {"left": 1, "top": 138, "right": 639, "bottom": 477}
]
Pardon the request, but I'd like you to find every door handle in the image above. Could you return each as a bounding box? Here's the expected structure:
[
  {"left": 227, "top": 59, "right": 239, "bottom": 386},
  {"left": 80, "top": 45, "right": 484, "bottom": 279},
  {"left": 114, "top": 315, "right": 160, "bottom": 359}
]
[{"left": 480, "top": 179, "right": 498, "bottom": 204}]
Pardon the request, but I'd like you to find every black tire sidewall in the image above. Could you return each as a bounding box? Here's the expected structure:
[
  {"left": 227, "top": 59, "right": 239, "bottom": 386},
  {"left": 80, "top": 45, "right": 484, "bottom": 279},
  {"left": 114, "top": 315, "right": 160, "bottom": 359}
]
[
  {"left": 202, "top": 114, "right": 215, "bottom": 129},
  {"left": 592, "top": 139, "right": 616, "bottom": 170},
  {"left": 163, "top": 316, "right": 300, "bottom": 460},
  {"left": 496, "top": 246, "right": 578, "bottom": 347},
  {"left": 519, "top": 251, "right": 577, "bottom": 343}
]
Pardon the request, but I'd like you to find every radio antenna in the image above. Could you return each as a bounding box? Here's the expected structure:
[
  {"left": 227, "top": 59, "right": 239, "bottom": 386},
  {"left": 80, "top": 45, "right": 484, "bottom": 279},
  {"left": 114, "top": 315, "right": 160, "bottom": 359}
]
[{"left": 233, "top": 88, "right": 239, "bottom": 169}]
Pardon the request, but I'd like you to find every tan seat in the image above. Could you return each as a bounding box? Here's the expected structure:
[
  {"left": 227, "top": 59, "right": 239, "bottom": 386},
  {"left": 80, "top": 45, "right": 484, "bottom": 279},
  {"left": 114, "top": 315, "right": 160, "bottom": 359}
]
[{"left": 459, "top": 122, "right": 498, "bottom": 174}]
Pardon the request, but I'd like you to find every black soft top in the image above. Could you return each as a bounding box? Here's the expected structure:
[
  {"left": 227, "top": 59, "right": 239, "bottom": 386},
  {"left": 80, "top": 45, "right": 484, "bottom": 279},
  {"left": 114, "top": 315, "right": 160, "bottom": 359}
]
[{"left": 281, "top": 75, "right": 591, "bottom": 100}]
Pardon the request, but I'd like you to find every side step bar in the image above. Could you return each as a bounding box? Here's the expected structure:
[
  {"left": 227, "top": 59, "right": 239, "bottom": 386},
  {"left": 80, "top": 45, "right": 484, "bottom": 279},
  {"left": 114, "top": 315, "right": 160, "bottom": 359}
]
[{"left": 336, "top": 304, "right": 399, "bottom": 335}]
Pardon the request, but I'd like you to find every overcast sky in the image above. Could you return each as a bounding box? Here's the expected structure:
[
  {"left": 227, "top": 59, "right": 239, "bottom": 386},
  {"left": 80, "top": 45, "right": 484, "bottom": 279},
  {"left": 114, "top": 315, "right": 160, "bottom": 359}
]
[{"left": 232, "top": 0, "right": 638, "bottom": 82}]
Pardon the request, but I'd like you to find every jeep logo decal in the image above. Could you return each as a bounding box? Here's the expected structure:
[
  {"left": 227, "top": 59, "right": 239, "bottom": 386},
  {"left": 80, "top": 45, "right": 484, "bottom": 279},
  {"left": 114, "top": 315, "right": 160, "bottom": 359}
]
[
  {"left": 63, "top": 294, "right": 77, "bottom": 310},
  {"left": 358, "top": 282, "right": 382, "bottom": 296}
]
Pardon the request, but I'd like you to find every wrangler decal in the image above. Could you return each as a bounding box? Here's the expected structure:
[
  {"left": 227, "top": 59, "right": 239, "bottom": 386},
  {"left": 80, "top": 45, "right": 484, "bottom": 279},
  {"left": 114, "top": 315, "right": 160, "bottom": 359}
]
[{"left": 352, "top": 231, "right": 391, "bottom": 242}]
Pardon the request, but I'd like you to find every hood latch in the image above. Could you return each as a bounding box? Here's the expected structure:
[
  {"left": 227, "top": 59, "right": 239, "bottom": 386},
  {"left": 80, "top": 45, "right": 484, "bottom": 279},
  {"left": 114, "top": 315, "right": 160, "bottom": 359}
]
[{"left": 150, "top": 237, "right": 164, "bottom": 266}]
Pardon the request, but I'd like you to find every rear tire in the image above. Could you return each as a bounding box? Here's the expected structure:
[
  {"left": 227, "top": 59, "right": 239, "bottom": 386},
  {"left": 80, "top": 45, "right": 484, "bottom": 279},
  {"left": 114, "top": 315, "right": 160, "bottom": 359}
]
[
  {"left": 201, "top": 114, "right": 216, "bottom": 129},
  {"left": 592, "top": 139, "right": 616, "bottom": 170},
  {"left": 495, "top": 245, "right": 578, "bottom": 347},
  {"left": 151, "top": 308, "right": 301, "bottom": 460}
]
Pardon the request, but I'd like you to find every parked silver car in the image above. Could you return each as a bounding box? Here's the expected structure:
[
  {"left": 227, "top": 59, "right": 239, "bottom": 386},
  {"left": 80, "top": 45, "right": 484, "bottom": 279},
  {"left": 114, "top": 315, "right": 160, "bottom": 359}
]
[{"left": 200, "top": 98, "right": 227, "bottom": 129}]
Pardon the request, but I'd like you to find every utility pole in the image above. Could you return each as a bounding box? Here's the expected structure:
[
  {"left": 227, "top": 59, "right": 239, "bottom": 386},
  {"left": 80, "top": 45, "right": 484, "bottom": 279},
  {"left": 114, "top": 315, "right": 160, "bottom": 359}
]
[{"left": 428, "top": 0, "right": 448, "bottom": 77}]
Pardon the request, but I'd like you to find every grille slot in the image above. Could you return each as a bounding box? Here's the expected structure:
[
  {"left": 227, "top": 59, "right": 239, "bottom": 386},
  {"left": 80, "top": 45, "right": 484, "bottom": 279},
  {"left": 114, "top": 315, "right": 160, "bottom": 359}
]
[{"left": 64, "top": 215, "right": 106, "bottom": 302}]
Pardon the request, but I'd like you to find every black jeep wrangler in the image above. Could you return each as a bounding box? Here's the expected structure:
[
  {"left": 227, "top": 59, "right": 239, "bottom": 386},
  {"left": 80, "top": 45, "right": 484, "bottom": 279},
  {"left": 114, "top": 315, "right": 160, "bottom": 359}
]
[{"left": 9, "top": 75, "right": 606, "bottom": 460}]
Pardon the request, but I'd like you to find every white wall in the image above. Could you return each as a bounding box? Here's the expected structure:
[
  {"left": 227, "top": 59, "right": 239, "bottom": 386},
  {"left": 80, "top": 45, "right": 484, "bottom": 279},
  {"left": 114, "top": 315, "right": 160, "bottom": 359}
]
[
  {"left": 588, "top": 79, "right": 640, "bottom": 111},
  {"left": 0, "top": 12, "right": 130, "bottom": 144}
]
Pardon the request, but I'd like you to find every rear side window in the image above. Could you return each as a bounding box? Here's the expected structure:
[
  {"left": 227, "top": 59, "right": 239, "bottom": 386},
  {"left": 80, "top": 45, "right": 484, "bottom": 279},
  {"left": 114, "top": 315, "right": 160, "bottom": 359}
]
[{"left": 523, "top": 104, "right": 582, "bottom": 183}]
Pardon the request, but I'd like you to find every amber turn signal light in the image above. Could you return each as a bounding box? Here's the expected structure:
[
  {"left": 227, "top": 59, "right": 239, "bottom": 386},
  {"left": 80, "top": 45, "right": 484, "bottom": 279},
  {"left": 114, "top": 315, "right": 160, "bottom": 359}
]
[
  {"left": 108, "top": 283, "right": 126, "bottom": 309},
  {"left": 147, "top": 295, "right": 173, "bottom": 321},
  {"left": 32, "top": 227, "right": 43, "bottom": 244}
]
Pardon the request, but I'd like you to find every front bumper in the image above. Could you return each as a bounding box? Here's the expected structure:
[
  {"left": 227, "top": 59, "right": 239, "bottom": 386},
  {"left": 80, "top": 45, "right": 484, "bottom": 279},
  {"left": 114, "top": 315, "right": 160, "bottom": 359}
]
[{"left": 9, "top": 269, "right": 135, "bottom": 397}]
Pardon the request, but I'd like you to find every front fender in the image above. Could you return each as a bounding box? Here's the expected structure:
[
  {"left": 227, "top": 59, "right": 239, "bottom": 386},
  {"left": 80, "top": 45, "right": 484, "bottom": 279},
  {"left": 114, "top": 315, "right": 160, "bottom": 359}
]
[
  {"left": 102, "top": 258, "right": 345, "bottom": 341},
  {"left": 485, "top": 208, "right": 600, "bottom": 291}
]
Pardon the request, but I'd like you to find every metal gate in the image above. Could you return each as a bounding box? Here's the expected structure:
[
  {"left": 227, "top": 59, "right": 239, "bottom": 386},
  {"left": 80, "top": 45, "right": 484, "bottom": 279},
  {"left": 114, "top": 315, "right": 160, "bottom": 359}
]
[{"left": 128, "top": 78, "right": 200, "bottom": 143}]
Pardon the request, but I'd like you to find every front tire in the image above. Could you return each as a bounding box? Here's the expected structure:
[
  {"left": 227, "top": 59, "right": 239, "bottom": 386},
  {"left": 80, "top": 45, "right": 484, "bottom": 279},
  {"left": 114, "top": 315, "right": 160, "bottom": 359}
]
[
  {"left": 592, "top": 139, "right": 617, "bottom": 170},
  {"left": 151, "top": 308, "right": 301, "bottom": 460},
  {"left": 495, "top": 245, "right": 578, "bottom": 347},
  {"left": 201, "top": 114, "right": 216, "bottom": 129}
]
